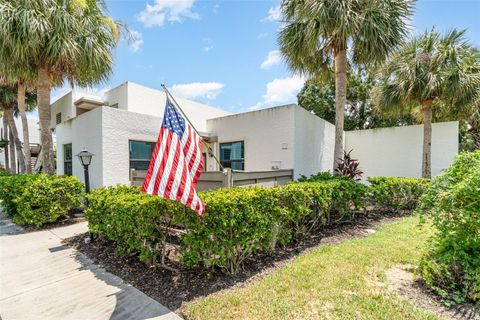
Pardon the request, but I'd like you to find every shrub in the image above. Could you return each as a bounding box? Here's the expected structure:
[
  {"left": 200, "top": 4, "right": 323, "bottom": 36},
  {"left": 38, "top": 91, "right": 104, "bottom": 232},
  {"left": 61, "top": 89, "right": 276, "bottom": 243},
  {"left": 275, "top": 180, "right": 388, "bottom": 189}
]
[
  {"left": 367, "top": 177, "right": 430, "bottom": 211},
  {"left": 14, "top": 175, "right": 84, "bottom": 227},
  {"left": 418, "top": 152, "right": 480, "bottom": 306},
  {"left": 0, "top": 174, "right": 39, "bottom": 216},
  {"left": 0, "top": 168, "right": 10, "bottom": 176},
  {"left": 335, "top": 150, "right": 363, "bottom": 181},
  {"left": 86, "top": 186, "right": 181, "bottom": 264},
  {"left": 298, "top": 171, "right": 338, "bottom": 182},
  {"left": 177, "top": 187, "right": 282, "bottom": 274}
]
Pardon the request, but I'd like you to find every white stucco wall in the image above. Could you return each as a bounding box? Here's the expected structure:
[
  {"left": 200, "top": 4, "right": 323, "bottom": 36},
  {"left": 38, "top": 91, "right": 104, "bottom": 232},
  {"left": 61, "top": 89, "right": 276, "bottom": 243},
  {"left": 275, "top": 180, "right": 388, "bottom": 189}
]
[
  {"left": 50, "top": 92, "right": 75, "bottom": 129},
  {"left": 345, "top": 121, "right": 459, "bottom": 179},
  {"left": 55, "top": 108, "right": 103, "bottom": 188},
  {"left": 207, "top": 105, "right": 296, "bottom": 172},
  {"left": 105, "top": 82, "right": 231, "bottom": 132},
  {"left": 294, "top": 107, "right": 335, "bottom": 178}
]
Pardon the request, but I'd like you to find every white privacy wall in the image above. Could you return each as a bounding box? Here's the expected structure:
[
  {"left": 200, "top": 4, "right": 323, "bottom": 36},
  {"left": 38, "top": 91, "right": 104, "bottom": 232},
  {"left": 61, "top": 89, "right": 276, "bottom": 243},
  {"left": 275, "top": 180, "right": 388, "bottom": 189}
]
[
  {"left": 345, "top": 121, "right": 459, "bottom": 179},
  {"left": 207, "top": 105, "right": 296, "bottom": 172},
  {"left": 55, "top": 108, "right": 104, "bottom": 188},
  {"left": 294, "top": 107, "right": 335, "bottom": 178}
]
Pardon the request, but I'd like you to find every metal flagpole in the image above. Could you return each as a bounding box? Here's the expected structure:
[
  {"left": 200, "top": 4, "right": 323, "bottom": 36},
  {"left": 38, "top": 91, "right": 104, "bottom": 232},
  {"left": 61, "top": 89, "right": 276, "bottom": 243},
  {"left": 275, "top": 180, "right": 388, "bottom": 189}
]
[{"left": 161, "top": 83, "right": 225, "bottom": 171}]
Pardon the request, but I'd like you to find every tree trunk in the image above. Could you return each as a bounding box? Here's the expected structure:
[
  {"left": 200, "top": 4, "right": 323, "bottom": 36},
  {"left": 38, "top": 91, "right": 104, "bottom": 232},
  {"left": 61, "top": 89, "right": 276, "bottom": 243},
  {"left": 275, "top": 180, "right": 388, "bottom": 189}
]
[
  {"left": 3, "top": 116, "right": 10, "bottom": 172},
  {"left": 17, "top": 83, "right": 32, "bottom": 173},
  {"left": 37, "top": 67, "right": 55, "bottom": 174},
  {"left": 422, "top": 106, "right": 433, "bottom": 179},
  {"left": 4, "top": 106, "right": 26, "bottom": 173},
  {"left": 333, "top": 46, "right": 347, "bottom": 173},
  {"left": 8, "top": 119, "right": 16, "bottom": 174}
]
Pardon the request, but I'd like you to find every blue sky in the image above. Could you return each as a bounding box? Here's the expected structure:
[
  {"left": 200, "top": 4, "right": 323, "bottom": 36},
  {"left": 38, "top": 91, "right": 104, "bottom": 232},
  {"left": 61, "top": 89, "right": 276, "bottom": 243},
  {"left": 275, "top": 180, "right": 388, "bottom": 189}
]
[{"left": 51, "top": 0, "right": 480, "bottom": 114}]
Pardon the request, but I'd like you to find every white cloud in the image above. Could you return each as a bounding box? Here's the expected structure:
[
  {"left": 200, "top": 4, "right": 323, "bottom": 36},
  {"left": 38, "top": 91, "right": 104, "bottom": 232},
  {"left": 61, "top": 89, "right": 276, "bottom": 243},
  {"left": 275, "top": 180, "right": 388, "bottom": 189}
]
[
  {"left": 137, "top": 0, "right": 199, "bottom": 28},
  {"left": 170, "top": 82, "right": 225, "bottom": 100},
  {"left": 264, "top": 5, "right": 281, "bottom": 22},
  {"left": 261, "top": 50, "right": 282, "bottom": 70},
  {"left": 250, "top": 75, "right": 306, "bottom": 110},
  {"left": 213, "top": 4, "right": 219, "bottom": 14},
  {"left": 203, "top": 45, "right": 213, "bottom": 52},
  {"left": 129, "top": 30, "right": 144, "bottom": 52}
]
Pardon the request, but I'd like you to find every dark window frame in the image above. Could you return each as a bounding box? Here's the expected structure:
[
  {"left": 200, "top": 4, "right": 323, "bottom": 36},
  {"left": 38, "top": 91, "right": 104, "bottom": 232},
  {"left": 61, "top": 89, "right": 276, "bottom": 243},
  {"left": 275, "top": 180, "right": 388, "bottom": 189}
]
[
  {"left": 219, "top": 141, "right": 245, "bottom": 171},
  {"left": 129, "top": 140, "right": 156, "bottom": 171},
  {"left": 63, "top": 143, "right": 72, "bottom": 176}
]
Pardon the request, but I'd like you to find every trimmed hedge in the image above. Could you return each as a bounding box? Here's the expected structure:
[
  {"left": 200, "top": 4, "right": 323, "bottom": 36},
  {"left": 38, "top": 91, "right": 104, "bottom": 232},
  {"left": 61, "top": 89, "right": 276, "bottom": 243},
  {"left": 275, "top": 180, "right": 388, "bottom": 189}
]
[
  {"left": 86, "top": 178, "right": 367, "bottom": 274},
  {"left": 0, "top": 174, "right": 39, "bottom": 216},
  {"left": 418, "top": 152, "right": 480, "bottom": 306},
  {"left": 367, "top": 177, "right": 431, "bottom": 211},
  {"left": 0, "top": 174, "right": 84, "bottom": 227}
]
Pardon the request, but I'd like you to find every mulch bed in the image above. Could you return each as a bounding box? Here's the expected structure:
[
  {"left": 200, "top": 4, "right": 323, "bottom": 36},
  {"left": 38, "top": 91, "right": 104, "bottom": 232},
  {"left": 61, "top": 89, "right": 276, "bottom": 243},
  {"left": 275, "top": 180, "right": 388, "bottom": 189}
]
[{"left": 64, "top": 211, "right": 405, "bottom": 314}]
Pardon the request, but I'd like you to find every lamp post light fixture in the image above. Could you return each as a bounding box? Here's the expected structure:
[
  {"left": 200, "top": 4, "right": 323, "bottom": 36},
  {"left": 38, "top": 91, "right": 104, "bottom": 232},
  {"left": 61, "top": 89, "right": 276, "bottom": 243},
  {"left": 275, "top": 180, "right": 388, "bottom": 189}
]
[
  {"left": 76, "top": 149, "right": 94, "bottom": 194},
  {"left": 76, "top": 148, "right": 94, "bottom": 244}
]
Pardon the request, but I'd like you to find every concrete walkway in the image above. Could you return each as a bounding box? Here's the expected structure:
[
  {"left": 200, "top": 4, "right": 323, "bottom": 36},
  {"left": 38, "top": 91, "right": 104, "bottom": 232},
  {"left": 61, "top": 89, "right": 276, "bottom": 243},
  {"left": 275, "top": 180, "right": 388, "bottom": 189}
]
[{"left": 0, "top": 212, "right": 182, "bottom": 320}]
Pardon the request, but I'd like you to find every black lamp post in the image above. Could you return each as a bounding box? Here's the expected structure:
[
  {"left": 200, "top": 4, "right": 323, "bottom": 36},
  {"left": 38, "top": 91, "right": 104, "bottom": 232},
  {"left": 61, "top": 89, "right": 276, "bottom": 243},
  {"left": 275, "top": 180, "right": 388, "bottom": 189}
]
[
  {"left": 76, "top": 149, "right": 94, "bottom": 244},
  {"left": 76, "top": 149, "right": 94, "bottom": 194}
]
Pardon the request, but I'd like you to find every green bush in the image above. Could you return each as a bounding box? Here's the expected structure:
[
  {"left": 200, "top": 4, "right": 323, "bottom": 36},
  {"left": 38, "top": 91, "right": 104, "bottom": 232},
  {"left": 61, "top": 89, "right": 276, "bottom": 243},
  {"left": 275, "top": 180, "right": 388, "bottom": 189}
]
[
  {"left": 367, "top": 177, "right": 431, "bottom": 211},
  {"left": 0, "top": 174, "right": 39, "bottom": 216},
  {"left": 14, "top": 175, "right": 84, "bottom": 227},
  {"left": 86, "top": 186, "right": 181, "bottom": 264},
  {"left": 418, "top": 152, "right": 480, "bottom": 306},
  {"left": 177, "top": 187, "right": 282, "bottom": 274},
  {"left": 0, "top": 168, "right": 10, "bottom": 176}
]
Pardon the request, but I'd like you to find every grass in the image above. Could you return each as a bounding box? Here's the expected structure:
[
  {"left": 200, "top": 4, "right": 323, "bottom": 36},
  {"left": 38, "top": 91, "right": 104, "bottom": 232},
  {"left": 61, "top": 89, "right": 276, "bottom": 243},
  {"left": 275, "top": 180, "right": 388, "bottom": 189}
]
[{"left": 183, "top": 216, "right": 439, "bottom": 320}]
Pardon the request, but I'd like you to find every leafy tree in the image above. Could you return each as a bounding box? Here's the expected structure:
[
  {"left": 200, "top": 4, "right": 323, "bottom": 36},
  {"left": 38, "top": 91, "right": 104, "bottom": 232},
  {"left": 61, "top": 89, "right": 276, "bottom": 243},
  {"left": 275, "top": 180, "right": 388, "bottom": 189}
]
[
  {"left": 0, "top": 0, "right": 120, "bottom": 174},
  {"left": 278, "top": 0, "right": 414, "bottom": 172},
  {"left": 373, "top": 29, "right": 480, "bottom": 178},
  {"left": 298, "top": 70, "right": 418, "bottom": 130}
]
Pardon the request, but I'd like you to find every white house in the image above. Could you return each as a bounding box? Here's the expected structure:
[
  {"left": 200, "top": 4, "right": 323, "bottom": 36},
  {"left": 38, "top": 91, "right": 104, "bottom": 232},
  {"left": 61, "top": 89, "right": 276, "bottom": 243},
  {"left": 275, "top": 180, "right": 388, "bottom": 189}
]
[{"left": 52, "top": 81, "right": 459, "bottom": 188}]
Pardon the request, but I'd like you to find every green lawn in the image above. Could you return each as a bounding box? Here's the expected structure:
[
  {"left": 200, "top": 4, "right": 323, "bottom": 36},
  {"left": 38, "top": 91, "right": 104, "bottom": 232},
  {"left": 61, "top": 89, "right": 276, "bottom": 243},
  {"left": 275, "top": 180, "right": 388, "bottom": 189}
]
[{"left": 183, "top": 216, "right": 440, "bottom": 320}]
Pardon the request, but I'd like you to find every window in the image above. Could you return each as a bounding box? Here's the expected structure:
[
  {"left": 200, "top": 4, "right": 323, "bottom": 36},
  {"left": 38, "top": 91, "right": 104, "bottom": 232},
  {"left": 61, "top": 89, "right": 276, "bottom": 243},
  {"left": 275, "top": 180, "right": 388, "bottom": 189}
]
[
  {"left": 220, "top": 141, "right": 244, "bottom": 170},
  {"left": 129, "top": 140, "right": 156, "bottom": 170},
  {"left": 56, "top": 112, "right": 62, "bottom": 125},
  {"left": 64, "top": 144, "right": 72, "bottom": 176}
]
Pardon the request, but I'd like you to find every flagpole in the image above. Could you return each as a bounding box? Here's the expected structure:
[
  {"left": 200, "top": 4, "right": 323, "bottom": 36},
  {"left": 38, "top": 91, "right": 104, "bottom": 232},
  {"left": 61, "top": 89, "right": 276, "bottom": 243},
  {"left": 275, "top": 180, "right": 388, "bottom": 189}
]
[{"left": 161, "top": 83, "right": 225, "bottom": 171}]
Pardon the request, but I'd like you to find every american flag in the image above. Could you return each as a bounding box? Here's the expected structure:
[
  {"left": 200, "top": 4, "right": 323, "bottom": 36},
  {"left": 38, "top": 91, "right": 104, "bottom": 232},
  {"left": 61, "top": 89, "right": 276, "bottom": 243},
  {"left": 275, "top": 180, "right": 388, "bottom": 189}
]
[{"left": 142, "top": 97, "right": 205, "bottom": 215}]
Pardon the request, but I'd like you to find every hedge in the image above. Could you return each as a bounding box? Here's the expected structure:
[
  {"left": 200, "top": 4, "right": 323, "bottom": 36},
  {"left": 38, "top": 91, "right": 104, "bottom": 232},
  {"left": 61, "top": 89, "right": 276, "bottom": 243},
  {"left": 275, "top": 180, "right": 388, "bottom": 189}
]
[
  {"left": 367, "top": 177, "right": 431, "bottom": 211},
  {"left": 0, "top": 174, "right": 84, "bottom": 227},
  {"left": 418, "top": 152, "right": 480, "bottom": 306},
  {"left": 86, "top": 178, "right": 369, "bottom": 274}
]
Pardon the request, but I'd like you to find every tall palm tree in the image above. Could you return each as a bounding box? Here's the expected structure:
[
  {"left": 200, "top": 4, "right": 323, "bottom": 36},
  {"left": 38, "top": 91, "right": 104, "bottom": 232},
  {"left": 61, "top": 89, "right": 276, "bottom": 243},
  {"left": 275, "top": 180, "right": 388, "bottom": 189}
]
[
  {"left": 0, "top": 0, "right": 120, "bottom": 174},
  {"left": 0, "top": 69, "right": 37, "bottom": 173},
  {"left": 0, "top": 86, "right": 26, "bottom": 173},
  {"left": 278, "top": 0, "right": 414, "bottom": 172},
  {"left": 373, "top": 29, "right": 480, "bottom": 178}
]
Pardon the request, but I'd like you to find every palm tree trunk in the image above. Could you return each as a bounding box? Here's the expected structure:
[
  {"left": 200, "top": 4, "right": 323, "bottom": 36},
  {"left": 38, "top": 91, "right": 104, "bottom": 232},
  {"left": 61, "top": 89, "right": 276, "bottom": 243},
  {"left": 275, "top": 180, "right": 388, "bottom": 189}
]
[
  {"left": 3, "top": 116, "right": 10, "bottom": 172},
  {"left": 422, "top": 105, "right": 433, "bottom": 179},
  {"left": 17, "top": 83, "right": 32, "bottom": 173},
  {"left": 4, "top": 106, "right": 26, "bottom": 173},
  {"left": 333, "top": 46, "right": 347, "bottom": 172},
  {"left": 37, "top": 67, "right": 55, "bottom": 174},
  {"left": 8, "top": 119, "right": 16, "bottom": 174}
]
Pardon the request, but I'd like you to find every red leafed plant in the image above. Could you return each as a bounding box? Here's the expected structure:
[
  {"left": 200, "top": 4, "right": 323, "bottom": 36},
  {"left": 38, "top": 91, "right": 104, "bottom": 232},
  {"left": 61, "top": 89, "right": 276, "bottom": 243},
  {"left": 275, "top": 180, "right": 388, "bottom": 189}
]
[{"left": 335, "top": 150, "right": 363, "bottom": 181}]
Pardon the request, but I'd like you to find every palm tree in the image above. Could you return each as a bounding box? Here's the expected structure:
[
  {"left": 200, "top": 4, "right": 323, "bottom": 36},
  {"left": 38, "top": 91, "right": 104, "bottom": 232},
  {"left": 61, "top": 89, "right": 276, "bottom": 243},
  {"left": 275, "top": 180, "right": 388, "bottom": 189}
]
[
  {"left": 278, "top": 0, "right": 414, "bottom": 172},
  {"left": 373, "top": 29, "right": 480, "bottom": 178},
  {"left": 0, "top": 69, "right": 37, "bottom": 173},
  {"left": 0, "top": 86, "right": 26, "bottom": 173},
  {"left": 0, "top": 0, "right": 120, "bottom": 174}
]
